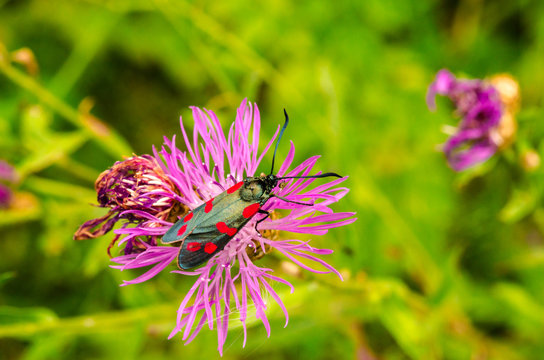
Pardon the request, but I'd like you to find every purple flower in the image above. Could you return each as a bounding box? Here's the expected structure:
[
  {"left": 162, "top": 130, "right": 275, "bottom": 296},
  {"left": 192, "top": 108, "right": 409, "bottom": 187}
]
[
  {"left": 0, "top": 185, "right": 12, "bottom": 207},
  {"left": 0, "top": 160, "right": 16, "bottom": 207},
  {"left": 108, "top": 99, "right": 356, "bottom": 354},
  {"left": 427, "top": 69, "right": 506, "bottom": 171}
]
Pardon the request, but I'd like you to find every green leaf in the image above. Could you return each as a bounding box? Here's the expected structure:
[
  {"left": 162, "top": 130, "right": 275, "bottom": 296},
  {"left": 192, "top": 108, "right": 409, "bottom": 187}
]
[{"left": 17, "top": 131, "right": 88, "bottom": 179}]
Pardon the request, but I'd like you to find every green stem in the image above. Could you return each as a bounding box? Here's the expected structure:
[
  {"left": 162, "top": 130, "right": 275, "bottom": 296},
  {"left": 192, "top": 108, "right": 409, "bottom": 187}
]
[
  {"left": 0, "top": 59, "right": 132, "bottom": 159},
  {"left": 56, "top": 157, "right": 101, "bottom": 184},
  {"left": 47, "top": 13, "right": 121, "bottom": 99},
  {"left": 24, "top": 176, "right": 97, "bottom": 202},
  {"left": 16, "top": 131, "right": 89, "bottom": 180},
  {"left": 0, "top": 303, "right": 178, "bottom": 338},
  {"left": 154, "top": 0, "right": 301, "bottom": 101},
  {"left": 355, "top": 166, "right": 442, "bottom": 294}
]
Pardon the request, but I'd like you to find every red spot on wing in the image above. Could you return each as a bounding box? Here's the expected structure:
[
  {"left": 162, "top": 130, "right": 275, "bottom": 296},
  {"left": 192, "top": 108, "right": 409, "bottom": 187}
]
[
  {"left": 227, "top": 181, "right": 244, "bottom": 194},
  {"left": 183, "top": 212, "right": 193, "bottom": 222},
  {"left": 177, "top": 224, "right": 187, "bottom": 236},
  {"left": 243, "top": 203, "right": 260, "bottom": 218},
  {"left": 204, "top": 198, "right": 214, "bottom": 213},
  {"left": 216, "top": 221, "right": 228, "bottom": 233},
  {"left": 187, "top": 242, "right": 201, "bottom": 252},
  {"left": 216, "top": 221, "right": 237, "bottom": 236},
  {"left": 204, "top": 242, "right": 218, "bottom": 254}
]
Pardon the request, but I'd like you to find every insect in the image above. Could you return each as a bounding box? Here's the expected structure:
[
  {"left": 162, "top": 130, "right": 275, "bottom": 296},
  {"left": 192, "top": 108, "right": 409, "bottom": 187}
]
[{"left": 161, "top": 110, "right": 342, "bottom": 269}]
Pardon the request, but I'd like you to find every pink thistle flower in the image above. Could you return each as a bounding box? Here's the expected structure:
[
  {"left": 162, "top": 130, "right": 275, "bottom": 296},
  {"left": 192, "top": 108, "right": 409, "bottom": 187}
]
[{"left": 107, "top": 99, "right": 355, "bottom": 355}]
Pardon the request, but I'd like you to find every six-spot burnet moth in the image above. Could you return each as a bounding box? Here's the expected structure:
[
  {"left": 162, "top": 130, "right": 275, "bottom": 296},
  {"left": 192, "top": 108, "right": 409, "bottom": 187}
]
[{"left": 161, "top": 110, "right": 342, "bottom": 269}]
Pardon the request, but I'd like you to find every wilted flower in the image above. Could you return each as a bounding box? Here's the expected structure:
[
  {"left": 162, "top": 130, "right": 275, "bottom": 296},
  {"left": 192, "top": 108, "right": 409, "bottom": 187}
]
[
  {"left": 426, "top": 69, "right": 519, "bottom": 171},
  {"left": 74, "top": 154, "right": 183, "bottom": 255},
  {"left": 80, "top": 99, "right": 355, "bottom": 354}
]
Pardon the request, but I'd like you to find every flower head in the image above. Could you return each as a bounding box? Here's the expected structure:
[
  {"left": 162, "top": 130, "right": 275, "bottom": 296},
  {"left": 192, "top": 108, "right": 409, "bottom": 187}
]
[
  {"left": 426, "top": 69, "right": 519, "bottom": 171},
  {"left": 81, "top": 99, "right": 355, "bottom": 354},
  {"left": 74, "top": 154, "right": 184, "bottom": 255}
]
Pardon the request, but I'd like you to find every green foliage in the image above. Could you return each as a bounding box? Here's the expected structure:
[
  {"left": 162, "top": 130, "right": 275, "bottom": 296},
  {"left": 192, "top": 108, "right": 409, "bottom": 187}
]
[{"left": 1, "top": 0, "right": 544, "bottom": 359}]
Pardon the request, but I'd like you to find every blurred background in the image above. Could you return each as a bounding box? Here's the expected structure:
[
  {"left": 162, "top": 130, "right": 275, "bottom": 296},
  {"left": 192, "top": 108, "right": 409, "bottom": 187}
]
[{"left": 1, "top": 0, "right": 544, "bottom": 359}]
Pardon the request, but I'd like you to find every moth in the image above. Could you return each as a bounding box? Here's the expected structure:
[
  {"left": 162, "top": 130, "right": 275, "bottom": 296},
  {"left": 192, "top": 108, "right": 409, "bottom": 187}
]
[{"left": 162, "top": 110, "right": 341, "bottom": 269}]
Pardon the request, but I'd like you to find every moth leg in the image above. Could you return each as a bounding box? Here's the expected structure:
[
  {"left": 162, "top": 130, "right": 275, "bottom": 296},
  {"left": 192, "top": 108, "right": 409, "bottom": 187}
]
[{"left": 254, "top": 209, "right": 271, "bottom": 234}]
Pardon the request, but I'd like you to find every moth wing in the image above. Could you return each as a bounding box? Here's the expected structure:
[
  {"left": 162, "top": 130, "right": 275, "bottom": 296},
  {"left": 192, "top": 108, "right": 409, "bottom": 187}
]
[
  {"left": 193, "top": 191, "right": 259, "bottom": 232},
  {"left": 177, "top": 194, "right": 261, "bottom": 269},
  {"left": 177, "top": 231, "right": 233, "bottom": 269},
  {"left": 161, "top": 208, "right": 200, "bottom": 244},
  {"left": 161, "top": 190, "right": 230, "bottom": 244},
  {"left": 161, "top": 184, "right": 263, "bottom": 269}
]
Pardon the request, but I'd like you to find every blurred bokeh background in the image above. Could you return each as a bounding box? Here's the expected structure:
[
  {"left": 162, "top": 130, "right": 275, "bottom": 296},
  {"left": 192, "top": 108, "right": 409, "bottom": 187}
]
[{"left": 1, "top": 0, "right": 544, "bottom": 359}]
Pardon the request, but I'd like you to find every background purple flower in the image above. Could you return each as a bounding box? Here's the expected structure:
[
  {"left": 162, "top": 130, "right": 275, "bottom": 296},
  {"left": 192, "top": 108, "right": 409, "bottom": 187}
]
[
  {"left": 426, "top": 69, "right": 505, "bottom": 171},
  {"left": 110, "top": 99, "right": 356, "bottom": 354},
  {"left": 0, "top": 160, "right": 16, "bottom": 207}
]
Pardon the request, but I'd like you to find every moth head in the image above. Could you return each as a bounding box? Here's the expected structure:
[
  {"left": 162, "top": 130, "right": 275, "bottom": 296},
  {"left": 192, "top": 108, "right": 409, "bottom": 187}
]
[
  {"left": 240, "top": 178, "right": 266, "bottom": 201},
  {"left": 240, "top": 174, "right": 279, "bottom": 201}
]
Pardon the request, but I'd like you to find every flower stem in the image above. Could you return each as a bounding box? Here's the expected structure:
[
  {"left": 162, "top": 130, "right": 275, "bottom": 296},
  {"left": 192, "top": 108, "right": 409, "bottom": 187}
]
[
  {"left": 56, "top": 157, "right": 101, "bottom": 184},
  {"left": 24, "top": 176, "right": 97, "bottom": 202},
  {"left": 0, "top": 57, "right": 132, "bottom": 159},
  {"left": 153, "top": 0, "right": 301, "bottom": 102},
  {"left": 0, "top": 303, "right": 178, "bottom": 338}
]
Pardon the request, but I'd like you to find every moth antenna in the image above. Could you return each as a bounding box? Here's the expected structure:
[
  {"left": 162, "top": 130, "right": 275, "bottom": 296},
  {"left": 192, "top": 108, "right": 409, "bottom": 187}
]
[
  {"left": 278, "top": 172, "right": 343, "bottom": 180},
  {"left": 270, "top": 109, "right": 289, "bottom": 175}
]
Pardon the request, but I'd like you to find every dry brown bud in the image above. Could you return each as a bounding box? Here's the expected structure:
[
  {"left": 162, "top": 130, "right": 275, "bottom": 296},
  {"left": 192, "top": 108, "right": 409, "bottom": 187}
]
[{"left": 488, "top": 74, "right": 521, "bottom": 113}]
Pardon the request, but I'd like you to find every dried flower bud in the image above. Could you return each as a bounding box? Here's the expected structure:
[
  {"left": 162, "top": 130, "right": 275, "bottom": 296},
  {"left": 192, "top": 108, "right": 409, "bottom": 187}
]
[
  {"left": 491, "top": 111, "right": 517, "bottom": 150},
  {"left": 11, "top": 48, "right": 39, "bottom": 76},
  {"left": 521, "top": 150, "right": 540, "bottom": 172},
  {"left": 488, "top": 74, "right": 521, "bottom": 113},
  {"left": 280, "top": 260, "right": 303, "bottom": 277}
]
